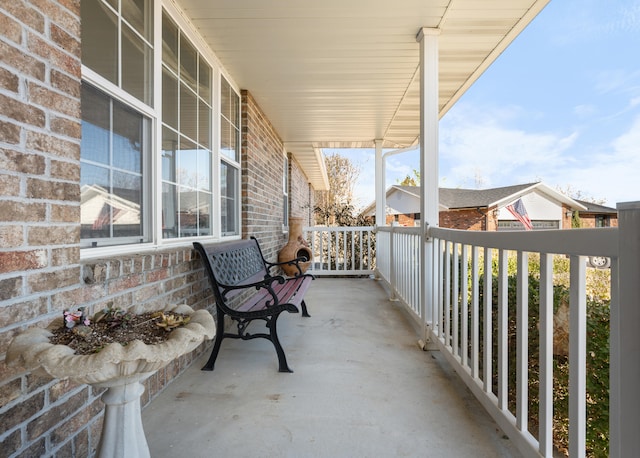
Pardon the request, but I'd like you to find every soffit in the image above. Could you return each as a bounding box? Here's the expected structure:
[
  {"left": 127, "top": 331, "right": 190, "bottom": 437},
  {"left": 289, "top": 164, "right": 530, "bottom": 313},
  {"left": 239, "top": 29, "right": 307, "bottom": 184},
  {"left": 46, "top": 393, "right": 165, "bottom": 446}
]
[{"left": 174, "top": 0, "right": 551, "bottom": 190}]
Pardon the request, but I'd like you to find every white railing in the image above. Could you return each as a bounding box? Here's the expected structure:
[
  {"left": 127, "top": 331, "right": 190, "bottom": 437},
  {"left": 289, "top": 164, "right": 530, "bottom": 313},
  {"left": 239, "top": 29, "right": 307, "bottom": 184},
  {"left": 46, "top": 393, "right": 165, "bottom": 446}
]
[
  {"left": 374, "top": 202, "right": 640, "bottom": 457},
  {"left": 304, "top": 226, "right": 375, "bottom": 276}
]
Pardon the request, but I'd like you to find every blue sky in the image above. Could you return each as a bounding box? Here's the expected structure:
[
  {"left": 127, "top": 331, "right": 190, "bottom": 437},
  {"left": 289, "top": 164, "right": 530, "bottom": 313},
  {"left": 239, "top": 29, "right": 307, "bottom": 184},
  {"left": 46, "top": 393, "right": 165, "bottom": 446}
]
[{"left": 331, "top": 0, "right": 640, "bottom": 210}]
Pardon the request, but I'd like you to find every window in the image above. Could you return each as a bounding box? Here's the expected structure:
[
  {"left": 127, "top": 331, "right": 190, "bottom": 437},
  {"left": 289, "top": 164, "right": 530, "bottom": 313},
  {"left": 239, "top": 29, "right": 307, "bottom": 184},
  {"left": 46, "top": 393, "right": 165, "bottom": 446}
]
[
  {"left": 80, "top": 83, "right": 151, "bottom": 247},
  {"left": 220, "top": 76, "right": 240, "bottom": 236},
  {"left": 80, "top": 1, "right": 242, "bottom": 251},
  {"left": 161, "top": 13, "right": 212, "bottom": 239},
  {"left": 283, "top": 154, "right": 289, "bottom": 231}
]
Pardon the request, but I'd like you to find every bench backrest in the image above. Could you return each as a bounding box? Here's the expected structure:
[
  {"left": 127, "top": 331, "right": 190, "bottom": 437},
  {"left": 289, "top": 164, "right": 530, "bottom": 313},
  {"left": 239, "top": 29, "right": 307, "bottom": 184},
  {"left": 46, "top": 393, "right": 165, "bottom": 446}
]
[{"left": 193, "top": 239, "right": 269, "bottom": 304}]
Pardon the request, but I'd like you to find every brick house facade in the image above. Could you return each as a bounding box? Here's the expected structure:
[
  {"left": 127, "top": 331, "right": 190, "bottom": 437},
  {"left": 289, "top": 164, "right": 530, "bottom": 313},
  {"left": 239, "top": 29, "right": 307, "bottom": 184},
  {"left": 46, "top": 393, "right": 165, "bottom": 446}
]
[{"left": 0, "top": 1, "right": 316, "bottom": 456}]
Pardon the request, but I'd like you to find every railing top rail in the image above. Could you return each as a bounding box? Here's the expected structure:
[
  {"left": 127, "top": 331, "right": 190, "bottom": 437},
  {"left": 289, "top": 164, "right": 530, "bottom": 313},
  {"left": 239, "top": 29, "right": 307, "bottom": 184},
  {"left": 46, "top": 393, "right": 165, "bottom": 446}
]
[
  {"left": 429, "top": 226, "right": 618, "bottom": 258},
  {"left": 304, "top": 226, "right": 375, "bottom": 231},
  {"left": 374, "top": 226, "right": 422, "bottom": 236}
]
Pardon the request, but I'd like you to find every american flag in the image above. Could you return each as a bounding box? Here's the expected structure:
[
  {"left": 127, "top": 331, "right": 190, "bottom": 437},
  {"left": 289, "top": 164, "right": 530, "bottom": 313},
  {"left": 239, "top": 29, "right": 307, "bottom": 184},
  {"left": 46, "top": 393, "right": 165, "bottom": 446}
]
[
  {"left": 92, "top": 203, "right": 121, "bottom": 230},
  {"left": 506, "top": 198, "right": 533, "bottom": 230}
]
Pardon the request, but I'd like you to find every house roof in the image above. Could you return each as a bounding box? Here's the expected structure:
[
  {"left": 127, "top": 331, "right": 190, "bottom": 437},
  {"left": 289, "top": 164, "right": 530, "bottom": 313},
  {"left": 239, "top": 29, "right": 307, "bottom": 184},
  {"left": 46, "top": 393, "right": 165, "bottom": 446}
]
[
  {"left": 174, "top": 0, "right": 551, "bottom": 190},
  {"left": 361, "top": 182, "right": 588, "bottom": 216},
  {"left": 574, "top": 199, "right": 617, "bottom": 214}
]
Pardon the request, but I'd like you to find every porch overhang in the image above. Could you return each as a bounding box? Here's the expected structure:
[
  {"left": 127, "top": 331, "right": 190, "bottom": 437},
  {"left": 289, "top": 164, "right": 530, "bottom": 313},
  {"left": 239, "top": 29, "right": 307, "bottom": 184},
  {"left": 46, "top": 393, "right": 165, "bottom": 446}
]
[{"left": 176, "top": 0, "right": 551, "bottom": 191}]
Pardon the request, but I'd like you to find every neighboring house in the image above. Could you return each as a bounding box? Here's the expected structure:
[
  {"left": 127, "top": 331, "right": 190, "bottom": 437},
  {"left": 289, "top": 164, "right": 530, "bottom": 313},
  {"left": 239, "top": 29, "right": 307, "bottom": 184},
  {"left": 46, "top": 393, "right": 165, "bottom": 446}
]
[
  {"left": 574, "top": 199, "right": 618, "bottom": 228},
  {"left": 363, "top": 183, "right": 599, "bottom": 230}
]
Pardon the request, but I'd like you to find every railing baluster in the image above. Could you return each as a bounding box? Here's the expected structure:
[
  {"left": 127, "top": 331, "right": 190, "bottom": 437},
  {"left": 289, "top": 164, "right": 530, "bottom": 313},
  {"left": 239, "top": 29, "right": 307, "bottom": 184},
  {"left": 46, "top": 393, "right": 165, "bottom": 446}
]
[
  {"left": 453, "top": 242, "right": 460, "bottom": 357},
  {"left": 539, "top": 252, "right": 553, "bottom": 456},
  {"left": 461, "top": 244, "right": 469, "bottom": 368},
  {"left": 497, "top": 249, "right": 508, "bottom": 411},
  {"left": 471, "top": 245, "right": 479, "bottom": 379},
  {"left": 483, "top": 247, "right": 492, "bottom": 394},
  {"left": 445, "top": 241, "right": 452, "bottom": 348},
  {"left": 569, "top": 255, "right": 587, "bottom": 457},
  {"left": 516, "top": 251, "right": 528, "bottom": 432}
]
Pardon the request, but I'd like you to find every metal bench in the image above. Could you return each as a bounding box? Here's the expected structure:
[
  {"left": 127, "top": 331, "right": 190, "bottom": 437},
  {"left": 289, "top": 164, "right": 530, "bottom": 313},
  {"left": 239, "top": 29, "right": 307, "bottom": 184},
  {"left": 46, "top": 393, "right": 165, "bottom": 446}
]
[{"left": 193, "top": 237, "right": 314, "bottom": 373}]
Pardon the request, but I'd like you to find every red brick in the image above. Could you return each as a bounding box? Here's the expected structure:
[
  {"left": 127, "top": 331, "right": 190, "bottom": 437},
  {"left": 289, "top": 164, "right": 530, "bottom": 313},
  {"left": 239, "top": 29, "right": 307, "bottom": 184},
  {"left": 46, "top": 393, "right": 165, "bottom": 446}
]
[
  {"left": 51, "top": 246, "right": 80, "bottom": 267},
  {"left": 26, "top": 178, "right": 80, "bottom": 201},
  {"left": 0, "top": 201, "right": 46, "bottom": 222},
  {"left": 49, "top": 378, "right": 80, "bottom": 404},
  {"left": 28, "top": 225, "right": 79, "bottom": 246},
  {"left": 0, "top": 429, "right": 22, "bottom": 457},
  {"left": 26, "top": 130, "right": 79, "bottom": 159},
  {"left": 0, "top": 276, "right": 23, "bottom": 302},
  {"left": 50, "top": 158, "right": 80, "bottom": 180},
  {"left": 1, "top": 1, "right": 45, "bottom": 34},
  {"left": 51, "top": 203, "right": 80, "bottom": 223},
  {"left": 31, "top": 0, "right": 80, "bottom": 37},
  {"left": 28, "top": 32, "right": 80, "bottom": 78},
  {"left": 0, "top": 93, "right": 45, "bottom": 128},
  {"left": 0, "top": 225, "right": 23, "bottom": 248},
  {"left": 0, "top": 378, "right": 22, "bottom": 408},
  {"left": 0, "top": 172, "right": 20, "bottom": 196},
  {"left": 16, "top": 438, "right": 47, "bottom": 458},
  {"left": 28, "top": 82, "right": 80, "bottom": 118},
  {"left": 0, "top": 40, "right": 46, "bottom": 82},
  {"left": 107, "top": 273, "right": 143, "bottom": 295},
  {"left": 27, "top": 386, "right": 87, "bottom": 439},
  {"left": 27, "top": 266, "right": 81, "bottom": 293},
  {"left": 0, "top": 66, "right": 20, "bottom": 93},
  {"left": 0, "top": 391, "right": 45, "bottom": 432},
  {"left": 0, "top": 148, "right": 46, "bottom": 175},
  {"left": 50, "top": 22, "right": 80, "bottom": 57},
  {"left": 50, "top": 115, "right": 81, "bottom": 140},
  {"left": 0, "top": 296, "right": 48, "bottom": 328},
  {"left": 0, "top": 249, "right": 48, "bottom": 274}
]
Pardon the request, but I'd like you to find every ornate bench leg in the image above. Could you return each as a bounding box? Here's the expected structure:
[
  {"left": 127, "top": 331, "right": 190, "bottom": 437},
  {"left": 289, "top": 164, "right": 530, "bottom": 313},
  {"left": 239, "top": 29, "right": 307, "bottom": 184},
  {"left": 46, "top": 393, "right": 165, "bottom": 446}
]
[
  {"left": 300, "top": 300, "right": 310, "bottom": 318},
  {"left": 268, "top": 314, "right": 293, "bottom": 373},
  {"left": 202, "top": 312, "right": 225, "bottom": 371}
]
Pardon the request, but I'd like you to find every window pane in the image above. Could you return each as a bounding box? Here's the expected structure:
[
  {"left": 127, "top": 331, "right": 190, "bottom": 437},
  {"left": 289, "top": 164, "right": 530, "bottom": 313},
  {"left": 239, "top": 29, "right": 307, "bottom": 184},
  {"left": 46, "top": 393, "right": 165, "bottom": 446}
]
[
  {"left": 113, "top": 101, "right": 143, "bottom": 173},
  {"left": 220, "top": 119, "right": 237, "bottom": 161},
  {"left": 162, "top": 68, "right": 178, "bottom": 130},
  {"left": 179, "top": 37, "right": 197, "bottom": 91},
  {"left": 178, "top": 186, "right": 197, "bottom": 236},
  {"left": 113, "top": 170, "right": 142, "bottom": 237},
  {"left": 221, "top": 161, "right": 238, "bottom": 235},
  {"left": 80, "top": 83, "right": 149, "bottom": 247},
  {"left": 122, "top": 24, "right": 152, "bottom": 104},
  {"left": 178, "top": 136, "right": 198, "bottom": 187},
  {"left": 162, "top": 182, "right": 178, "bottom": 238},
  {"left": 197, "top": 191, "right": 211, "bottom": 236},
  {"left": 162, "top": 127, "right": 178, "bottom": 182},
  {"left": 81, "top": 85, "right": 110, "bottom": 165},
  {"left": 198, "top": 56, "right": 211, "bottom": 101},
  {"left": 81, "top": 0, "right": 118, "bottom": 84},
  {"left": 198, "top": 100, "right": 210, "bottom": 148},
  {"left": 179, "top": 83, "right": 197, "bottom": 141},
  {"left": 162, "top": 13, "right": 179, "bottom": 73},
  {"left": 197, "top": 148, "right": 210, "bottom": 191},
  {"left": 122, "top": 0, "right": 152, "bottom": 41}
]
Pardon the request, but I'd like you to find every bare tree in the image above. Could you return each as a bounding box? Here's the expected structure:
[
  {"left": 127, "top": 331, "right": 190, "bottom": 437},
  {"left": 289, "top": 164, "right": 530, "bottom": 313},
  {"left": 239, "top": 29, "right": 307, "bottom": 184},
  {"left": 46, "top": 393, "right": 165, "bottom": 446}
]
[{"left": 314, "top": 153, "right": 362, "bottom": 226}]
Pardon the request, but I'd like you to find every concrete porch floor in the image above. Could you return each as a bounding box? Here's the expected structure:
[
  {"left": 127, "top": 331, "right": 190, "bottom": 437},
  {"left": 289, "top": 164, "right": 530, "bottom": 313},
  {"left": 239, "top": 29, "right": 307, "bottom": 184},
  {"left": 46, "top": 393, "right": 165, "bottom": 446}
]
[{"left": 142, "top": 278, "right": 521, "bottom": 457}]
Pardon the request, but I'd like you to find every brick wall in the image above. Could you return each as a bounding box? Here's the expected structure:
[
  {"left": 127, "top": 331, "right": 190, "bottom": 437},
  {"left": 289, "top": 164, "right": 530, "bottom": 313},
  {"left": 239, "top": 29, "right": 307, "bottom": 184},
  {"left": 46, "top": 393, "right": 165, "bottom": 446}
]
[
  {"left": 440, "top": 209, "right": 488, "bottom": 231},
  {"left": 241, "top": 90, "right": 313, "bottom": 258},
  {"left": 289, "top": 154, "right": 314, "bottom": 227}
]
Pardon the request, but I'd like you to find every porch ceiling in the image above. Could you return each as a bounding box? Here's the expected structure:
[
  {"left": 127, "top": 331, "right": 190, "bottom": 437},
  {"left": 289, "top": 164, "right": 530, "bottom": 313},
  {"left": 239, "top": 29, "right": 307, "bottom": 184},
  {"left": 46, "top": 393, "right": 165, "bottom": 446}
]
[{"left": 175, "top": 0, "right": 551, "bottom": 190}]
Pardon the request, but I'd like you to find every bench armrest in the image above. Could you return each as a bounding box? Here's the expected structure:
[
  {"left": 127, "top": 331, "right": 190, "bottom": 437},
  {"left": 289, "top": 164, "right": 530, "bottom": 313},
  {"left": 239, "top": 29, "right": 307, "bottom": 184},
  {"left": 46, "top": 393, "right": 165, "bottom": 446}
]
[
  {"left": 219, "top": 275, "right": 286, "bottom": 307},
  {"left": 264, "top": 256, "right": 309, "bottom": 277}
]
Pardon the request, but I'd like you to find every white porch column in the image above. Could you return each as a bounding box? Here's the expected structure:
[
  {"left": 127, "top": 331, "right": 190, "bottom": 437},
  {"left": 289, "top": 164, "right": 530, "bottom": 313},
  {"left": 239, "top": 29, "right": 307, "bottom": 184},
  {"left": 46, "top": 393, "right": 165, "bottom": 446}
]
[
  {"left": 610, "top": 201, "right": 640, "bottom": 456},
  {"left": 374, "top": 139, "right": 385, "bottom": 226},
  {"left": 417, "top": 28, "right": 440, "bottom": 335}
]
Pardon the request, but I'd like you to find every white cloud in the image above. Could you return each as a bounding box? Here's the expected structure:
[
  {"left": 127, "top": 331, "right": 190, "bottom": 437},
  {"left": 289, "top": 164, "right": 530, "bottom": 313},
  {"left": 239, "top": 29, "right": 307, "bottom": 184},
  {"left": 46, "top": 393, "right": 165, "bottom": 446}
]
[{"left": 439, "top": 106, "right": 640, "bottom": 205}]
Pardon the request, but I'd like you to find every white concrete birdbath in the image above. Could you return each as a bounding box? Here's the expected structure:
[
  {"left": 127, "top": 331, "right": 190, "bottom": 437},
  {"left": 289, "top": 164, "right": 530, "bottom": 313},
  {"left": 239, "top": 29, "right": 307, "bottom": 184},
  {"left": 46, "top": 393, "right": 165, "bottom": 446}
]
[{"left": 7, "top": 304, "right": 215, "bottom": 458}]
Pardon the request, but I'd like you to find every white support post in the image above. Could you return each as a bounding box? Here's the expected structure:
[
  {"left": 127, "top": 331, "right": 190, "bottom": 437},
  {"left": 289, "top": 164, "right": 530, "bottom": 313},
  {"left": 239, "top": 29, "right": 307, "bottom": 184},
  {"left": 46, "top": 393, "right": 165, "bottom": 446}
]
[
  {"left": 374, "top": 139, "right": 385, "bottom": 227},
  {"left": 416, "top": 27, "right": 440, "bottom": 342},
  {"left": 610, "top": 201, "right": 640, "bottom": 456}
]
